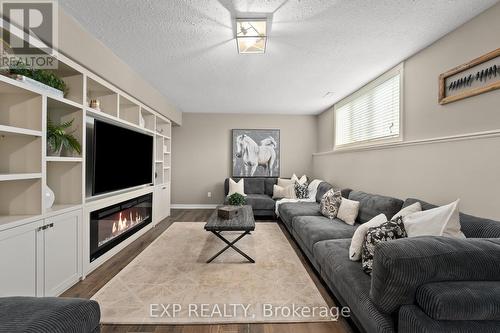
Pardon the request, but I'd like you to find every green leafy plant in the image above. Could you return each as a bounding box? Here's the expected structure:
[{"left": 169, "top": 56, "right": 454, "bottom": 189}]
[
  {"left": 9, "top": 61, "right": 68, "bottom": 95},
  {"left": 228, "top": 193, "right": 246, "bottom": 206},
  {"left": 47, "top": 119, "right": 81, "bottom": 156}
]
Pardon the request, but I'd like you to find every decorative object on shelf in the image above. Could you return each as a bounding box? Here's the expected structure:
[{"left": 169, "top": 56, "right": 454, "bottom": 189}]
[
  {"left": 44, "top": 185, "right": 55, "bottom": 209},
  {"left": 6, "top": 61, "right": 68, "bottom": 97},
  {"left": 228, "top": 193, "right": 246, "bottom": 206},
  {"left": 439, "top": 48, "right": 500, "bottom": 105},
  {"left": 232, "top": 129, "right": 280, "bottom": 177},
  {"left": 139, "top": 113, "right": 145, "bottom": 128},
  {"left": 89, "top": 99, "right": 101, "bottom": 111},
  {"left": 217, "top": 205, "right": 240, "bottom": 219},
  {"left": 47, "top": 119, "right": 82, "bottom": 156}
]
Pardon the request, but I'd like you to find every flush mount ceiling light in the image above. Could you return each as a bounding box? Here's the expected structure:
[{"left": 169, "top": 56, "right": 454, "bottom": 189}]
[{"left": 236, "top": 19, "right": 267, "bottom": 54}]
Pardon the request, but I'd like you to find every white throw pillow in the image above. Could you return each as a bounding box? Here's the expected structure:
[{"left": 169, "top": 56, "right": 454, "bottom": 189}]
[
  {"left": 277, "top": 178, "right": 294, "bottom": 188},
  {"left": 349, "top": 213, "right": 387, "bottom": 261},
  {"left": 291, "top": 174, "right": 307, "bottom": 185},
  {"left": 272, "top": 184, "right": 296, "bottom": 199},
  {"left": 403, "top": 200, "right": 465, "bottom": 238},
  {"left": 227, "top": 178, "right": 246, "bottom": 197},
  {"left": 337, "top": 198, "right": 360, "bottom": 226},
  {"left": 392, "top": 202, "right": 422, "bottom": 220}
]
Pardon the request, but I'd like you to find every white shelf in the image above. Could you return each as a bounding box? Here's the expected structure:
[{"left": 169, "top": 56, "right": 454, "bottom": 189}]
[
  {"left": 0, "top": 173, "right": 42, "bottom": 181},
  {"left": 0, "top": 214, "right": 43, "bottom": 231},
  {"left": 0, "top": 125, "right": 42, "bottom": 137},
  {"left": 46, "top": 156, "right": 83, "bottom": 162},
  {"left": 163, "top": 166, "right": 170, "bottom": 170},
  {"left": 44, "top": 204, "right": 82, "bottom": 218},
  {"left": 155, "top": 160, "right": 163, "bottom": 163},
  {"left": 48, "top": 95, "right": 84, "bottom": 110}
]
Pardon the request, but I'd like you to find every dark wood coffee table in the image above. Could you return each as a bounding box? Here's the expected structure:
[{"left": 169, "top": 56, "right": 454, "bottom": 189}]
[{"left": 204, "top": 205, "right": 255, "bottom": 263}]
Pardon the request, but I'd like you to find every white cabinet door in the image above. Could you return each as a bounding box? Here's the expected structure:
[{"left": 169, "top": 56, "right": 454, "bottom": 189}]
[
  {"left": 0, "top": 220, "right": 42, "bottom": 296},
  {"left": 154, "top": 185, "right": 170, "bottom": 223},
  {"left": 43, "top": 210, "right": 81, "bottom": 296}
]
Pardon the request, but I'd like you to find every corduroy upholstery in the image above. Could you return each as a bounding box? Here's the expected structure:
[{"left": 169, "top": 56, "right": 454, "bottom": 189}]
[
  {"left": 278, "top": 202, "right": 322, "bottom": 228},
  {"left": 416, "top": 281, "right": 500, "bottom": 321},
  {"left": 403, "top": 198, "right": 500, "bottom": 238},
  {"left": 399, "top": 305, "right": 500, "bottom": 333},
  {"left": 348, "top": 191, "right": 403, "bottom": 224},
  {"left": 370, "top": 237, "right": 500, "bottom": 314},
  {"left": 313, "top": 239, "right": 395, "bottom": 333},
  {"left": 292, "top": 215, "right": 358, "bottom": 253},
  {"left": 0, "top": 297, "right": 100, "bottom": 333}
]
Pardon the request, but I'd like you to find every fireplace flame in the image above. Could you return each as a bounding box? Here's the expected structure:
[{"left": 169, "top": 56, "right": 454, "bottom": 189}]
[{"left": 111, "top": 211, "right": 145, "bottom": 236}]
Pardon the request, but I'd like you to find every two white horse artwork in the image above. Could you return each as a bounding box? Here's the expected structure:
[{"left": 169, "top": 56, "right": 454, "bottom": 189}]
[{"left": 233, "top": 129, "right": 280, "bottom": 177}]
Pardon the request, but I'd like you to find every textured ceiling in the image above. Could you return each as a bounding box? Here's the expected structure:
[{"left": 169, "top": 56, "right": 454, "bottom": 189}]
[{"left": 59, "top": 0, "right": 498, "bottom": 115}]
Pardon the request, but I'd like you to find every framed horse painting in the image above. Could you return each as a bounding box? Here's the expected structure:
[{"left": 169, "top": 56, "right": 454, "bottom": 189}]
[{"left": 232, "top": 129, "right": 280, "bottom": 177}]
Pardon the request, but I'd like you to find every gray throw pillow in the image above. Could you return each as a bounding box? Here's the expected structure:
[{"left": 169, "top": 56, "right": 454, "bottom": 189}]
[
  {"left": 320, "top": 189, "right": 342, "bottom": 219},
  {"left": 362, "top": 217, "right": 407, "bottom": 275}
]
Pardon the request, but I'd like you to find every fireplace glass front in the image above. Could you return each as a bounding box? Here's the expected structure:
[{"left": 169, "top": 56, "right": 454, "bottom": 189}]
[{"left": 90, "top": 193, "right": 152, "bottom": 262}]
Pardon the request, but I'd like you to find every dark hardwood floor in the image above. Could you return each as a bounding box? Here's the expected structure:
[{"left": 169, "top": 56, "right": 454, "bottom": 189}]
[{"left": 63, "top": 209, "right": 353, "bottom": 333}]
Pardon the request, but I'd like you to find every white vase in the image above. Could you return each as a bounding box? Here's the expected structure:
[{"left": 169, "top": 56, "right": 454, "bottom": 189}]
[
  {"left": 139, "top": 113, "right": 145, "bottom": 128},
  {"left": 45, "top": 185, "right": 55, "bottom": 208}
]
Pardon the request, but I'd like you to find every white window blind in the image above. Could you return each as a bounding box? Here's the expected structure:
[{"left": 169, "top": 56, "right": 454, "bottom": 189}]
[{"left": 335, "top": 66, "right": 402, "bottom": 148}]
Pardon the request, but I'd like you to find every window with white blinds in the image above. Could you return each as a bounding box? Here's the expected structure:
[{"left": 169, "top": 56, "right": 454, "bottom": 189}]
[{"left": 335, "top": 65, "right": 403, "bottom": 148}]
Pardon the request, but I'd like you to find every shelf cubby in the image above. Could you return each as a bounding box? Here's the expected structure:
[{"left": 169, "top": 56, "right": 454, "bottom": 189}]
[
  {"left": 0, "top": 80, "right": 42, "bottom": 131},
  {"left": 0, "top": 178, "right": 42, "bottom": 217},
  {"left": 156, "top": 117, "right": 171, "bottom": 137},
  {"left": 47, "top": 97, "right": 83, "bottom": 158},
  {"left": 155, "top": 136, "right": 164, "bottom": 162},
  {"left": 87, "top": 77, "right": 118, "bottom": 117},
  {"left": 46, "top": 161, "right": 82, "bottom": 207},
  {"left": 155, "top": 162, "right": 164, "bottom": 184},
  {"left": 47, "top": 60, "right": 84, "bottom": 105},
  {"left": 141, "top": 108, "right": 155, "bottom": 131},
  {"left": 119, "top": 95, "right": 140, "bottom": 125},
  {"left": 0, "top": 132, "right": 41, "bottom": 174}
]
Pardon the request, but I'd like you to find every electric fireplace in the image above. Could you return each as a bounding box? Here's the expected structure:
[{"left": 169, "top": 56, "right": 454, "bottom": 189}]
[{"left": 90, "top": 193, "right": 152, "bottom": 262}]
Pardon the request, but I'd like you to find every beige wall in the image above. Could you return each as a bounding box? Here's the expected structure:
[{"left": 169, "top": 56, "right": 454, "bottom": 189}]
[
  {"left": 314, "top": 3, "right": 500, "bottom": 220},
  {"left": 172, "top": 113, "right": 317, "bottom": 205},
  {"left": 57, "top": 8, "right": 182, "bottom": 125}
]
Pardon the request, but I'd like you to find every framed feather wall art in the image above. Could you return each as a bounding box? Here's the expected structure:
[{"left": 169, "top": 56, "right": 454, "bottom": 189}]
[{"left": 439, "top": 48, "right": 500, "bottom": 105}]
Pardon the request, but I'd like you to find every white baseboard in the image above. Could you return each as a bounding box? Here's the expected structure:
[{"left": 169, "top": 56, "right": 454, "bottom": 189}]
[{"left": 171, "top": 204, "right": 219, "bottom": 209}]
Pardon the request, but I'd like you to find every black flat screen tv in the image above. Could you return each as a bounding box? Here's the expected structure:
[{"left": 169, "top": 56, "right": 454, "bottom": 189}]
[{"left": 92, "top": 120, "right": 153, "bottom": 195}]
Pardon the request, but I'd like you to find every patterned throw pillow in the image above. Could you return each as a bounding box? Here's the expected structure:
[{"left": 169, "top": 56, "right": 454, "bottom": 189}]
[
  {"left": 320, "top": 189, "right": 342, "bottom": 219},
  {"left": 361, "top": 217, "right": 408, "bottom": 275},
  {"left": 294, "top": 182, "right": 309, "bottom": 199}
]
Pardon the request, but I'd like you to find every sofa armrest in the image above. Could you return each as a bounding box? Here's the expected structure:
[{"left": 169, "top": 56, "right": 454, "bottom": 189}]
[{"left": 370, "top": 237, "right": 500, "bottom": 314}]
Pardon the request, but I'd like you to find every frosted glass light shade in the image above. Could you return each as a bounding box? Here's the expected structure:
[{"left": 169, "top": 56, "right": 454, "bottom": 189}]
[{"left": 236, "top": 19, "right": 267, "bottom": 54}]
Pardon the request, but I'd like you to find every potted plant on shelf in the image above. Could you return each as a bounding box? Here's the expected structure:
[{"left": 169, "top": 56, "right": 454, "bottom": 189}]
[
  {"left": 6, "top": 60, "right": 68, "bottom": 98},
  {"left": 47, "top": 119, "right": 81, "bottom": 157}
]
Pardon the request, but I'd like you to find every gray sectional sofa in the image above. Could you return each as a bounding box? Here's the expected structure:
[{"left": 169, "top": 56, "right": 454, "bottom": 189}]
[
  {"left": 276, "top": 181, "right": 500, "bottom": 333},
  {"left": 0, "top": 296, "right": 100, "bottom": 332},
  {"left": 224, "top": 177, "right": 278, "bottom": 217}
]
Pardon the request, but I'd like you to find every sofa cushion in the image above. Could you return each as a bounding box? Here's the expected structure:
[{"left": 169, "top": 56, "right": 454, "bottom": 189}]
[
  {"left": 244, "top": 194, "right": 275, "bottom": 210},
  {"left": 0, "top": 296, "right": 101, "bottom": 333},
  {"left": 316, "top": 182, "right": 333, "bottom": 202},
  {"left": 403, "top": 198, "right": 500, "bottom": 238},
  {"left": 313, "top": 239, "right": 395, "bottom": 333},
  {"left": 278, "top": 202, "right": 322, "bottom": 225},
  {"left": 292, "top": 215, "right": 358, "bottom": 253},
  {"left": 349, "top": 191, "right": 403, "bottom": 224},
  {"left": 243, "top": 178, "right": 265, "bottom": 194},
  {"left": 264, "top": 178, "right": 277, "bottom": 196},
  {"left": 399, "top": 305, "right": 500, "bottom": 333},
  {"left": 416, "top": 281, "right": 500, "bottom": 321}
]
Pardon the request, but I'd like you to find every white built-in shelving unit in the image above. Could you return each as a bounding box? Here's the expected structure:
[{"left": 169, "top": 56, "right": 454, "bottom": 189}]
[{"left": 0, "top": 24, "right": 173, "bottom": 297}]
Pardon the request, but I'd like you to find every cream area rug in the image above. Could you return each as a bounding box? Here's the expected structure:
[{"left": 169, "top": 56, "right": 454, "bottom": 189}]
[{"left": 92, "top": 222, "right": 333, "bottom": 324}]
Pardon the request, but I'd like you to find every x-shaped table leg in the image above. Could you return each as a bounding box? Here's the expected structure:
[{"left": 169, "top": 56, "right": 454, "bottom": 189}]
[{"left": 207, "top": 231, "right": 255, "bottom": 263}]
